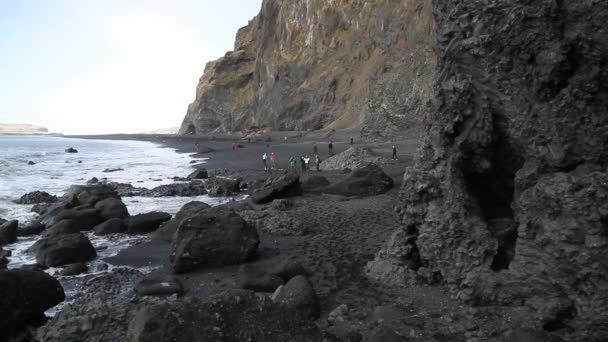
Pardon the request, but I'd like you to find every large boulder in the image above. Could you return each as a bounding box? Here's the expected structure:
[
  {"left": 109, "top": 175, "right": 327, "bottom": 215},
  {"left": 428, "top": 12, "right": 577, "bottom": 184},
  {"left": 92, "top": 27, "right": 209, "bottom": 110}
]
[
  {"left": 272, "top": 275, "right": 320, "bottom": 319},
  {"left": 64, "top": 147, "right": 78, "bottom": 153},
  {"left": 94, "top": 198, "right": 129, "bottom": 220},
  {"left": 0, "top": 269, "right": 65, "bottom": 341},
  {"left": 143, "top": 182, "right": 208, "bottom": 197},
  {"left": 237, "top": 264, "right": 284, "bottom": 292},
  {"left": 0, "top": 220, "right": 18, "bottom": 246},
  {"left": 249, "top": 173, "right": 303, "bottom": 204},
  {"left": 44, "top": 219, "right": 80, "bottom": 237},
  {"left": 14, "top": 191, "right": 58, "bottom": 204},
  {"left": 33, "top": 233, "right": 96, "bottom": 267},
  {"left": 301, "top": 175, "right": 330, "bottom": 191},
  {"left": 324, "top": 164, "right": 393, "bottom": 197},
  {"left": 126, "top": 290, "right": 321, "bottom": 342},
  {"left": 319, "top": 147, "right": 389, "bottom": 171},
  {"left": 17, "top": 220, "right": 45, "bottom": 237},
  {"left": 93, "top": 218, "right": 127, "bottom": 236},
  {"left": 127, "top": 212, "right": 172, "bottom": 234},
  {"left": 151, "top": 201, "right": 210, "bottom": 241},
  {"left": 62, "top": 184, "right": 120, "bottom": 206},
  {"left": 171, "top": 205, "right": 258, "bottom": 273},
  {"left": 188, "top": 169, "right": 208, "bottom": 179},
  {"left": 51, "top": 208, "right": 103, "bottom": 231},
  {"left": 205, "top": 176, "right": 241, "bottom": 197}
]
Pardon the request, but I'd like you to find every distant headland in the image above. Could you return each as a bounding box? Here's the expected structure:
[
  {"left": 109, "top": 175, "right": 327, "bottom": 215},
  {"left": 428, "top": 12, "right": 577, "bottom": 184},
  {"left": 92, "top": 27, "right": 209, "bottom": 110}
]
[{"left": 0, "top": 124, "right": 62, "bottom": 136}]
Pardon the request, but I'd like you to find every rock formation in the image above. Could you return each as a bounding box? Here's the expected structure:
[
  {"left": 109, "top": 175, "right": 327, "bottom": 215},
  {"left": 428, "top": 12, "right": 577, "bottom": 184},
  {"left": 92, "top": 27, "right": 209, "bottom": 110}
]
[
  {"left": 367, "top": 1, "right": 608, "bottom": 341},
  {"left": 180, "top": 0, "right": 436, "bottom": 138}
]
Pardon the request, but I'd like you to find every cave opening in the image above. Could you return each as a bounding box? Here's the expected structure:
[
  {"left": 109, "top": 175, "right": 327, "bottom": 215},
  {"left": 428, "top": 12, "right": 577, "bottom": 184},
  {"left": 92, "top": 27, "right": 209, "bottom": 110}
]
[
  {"left": 463, "top": 127, "right": 523, "bottom": 271},
  {"left": 185, "top": 123, "right": 197, "bottom": 135}
]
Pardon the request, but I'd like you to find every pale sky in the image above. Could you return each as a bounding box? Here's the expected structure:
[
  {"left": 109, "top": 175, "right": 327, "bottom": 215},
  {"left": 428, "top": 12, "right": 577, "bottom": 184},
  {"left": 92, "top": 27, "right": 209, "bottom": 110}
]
[{"left": 0, "top": 0, "right": 262, "bottom": 134}]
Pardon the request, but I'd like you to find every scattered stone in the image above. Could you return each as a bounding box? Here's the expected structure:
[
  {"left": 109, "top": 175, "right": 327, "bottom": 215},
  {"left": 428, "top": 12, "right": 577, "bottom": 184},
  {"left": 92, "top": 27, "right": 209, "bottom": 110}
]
[
  {"left": 249, "top": 173, "right": 303, "bottom": 204},
  {"left": 171, "top": 205, "right": 258, "bottom": 273},
  {"left": 86, "top": 177, "right": 99, "bottom": 184},
  {"left": 93, "top": 218, "right": 127, "bottom": 236},
  {"left": 0, "top": 220, "right": 18, "bottom": 246},
  {"left": 237, "top": 264, "right": 284, "bottom": 292},
  {"left": 205, "top": 176, "right": 241, "bottom": 197},
  {"left": 188, "top": 169, "right": 208, "bottom": 179},
  {"left": 65, "top": 147, "right": 78, "bottom": 153},
  {"left": 0, "top": 269, "right": 65, "bottom": 341},
  {"left": 103, "top": 168, "right": 124, "bottom": 173},
  {"left": 97, "top": 263, "right": 109, "bottom": 272},
  {"left": 59, "top": 262, "right": 88, "bottom": 276},
  {"left": 272, "top": 275, "right": 320, "bottom": 319},
  {"left": 135, "top": 275, "right": 183, "bottom": 297},
  {"left": 125, "top": 290, "right": 321, "bottom": 341},
  {"left": 28, "top": 160, "right": 35, "bottom": 165},
  {"left": 17, "top": 220, "right": 45, "bottom": 236},
  {"left": 33, "top": 233, "right": 96, "bottom": 267},
  {"left": 14, "top": 190, "right": 58, "bottom": 204},
  {"left": 152, "top": 201, "right": 210, "bottom": 241},
  {"left": 127, "top": 212, "right": 171, "bottom": 234}
]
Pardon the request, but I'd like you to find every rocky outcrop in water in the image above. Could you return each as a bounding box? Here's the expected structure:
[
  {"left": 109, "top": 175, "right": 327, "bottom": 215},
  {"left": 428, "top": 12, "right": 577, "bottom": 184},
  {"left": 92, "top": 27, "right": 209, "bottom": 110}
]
[
  {"left": 367, "top": 1, "right": 608, "bottom": 341},
  {"left": 180, "top": 0, "right": 436, "bottom": 138}
]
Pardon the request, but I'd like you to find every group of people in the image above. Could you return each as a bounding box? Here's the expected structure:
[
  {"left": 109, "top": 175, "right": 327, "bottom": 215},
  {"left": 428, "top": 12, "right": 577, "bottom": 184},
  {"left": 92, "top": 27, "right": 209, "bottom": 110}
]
[{"left": 262, "top": 152, "right": 322, "bottom": 173}]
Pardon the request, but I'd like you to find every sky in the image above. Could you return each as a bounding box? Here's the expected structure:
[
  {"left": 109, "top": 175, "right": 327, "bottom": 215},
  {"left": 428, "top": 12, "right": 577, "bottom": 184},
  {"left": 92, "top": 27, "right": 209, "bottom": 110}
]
[{"left": 0, "top": 0, "right": 262, "bottom": 134}]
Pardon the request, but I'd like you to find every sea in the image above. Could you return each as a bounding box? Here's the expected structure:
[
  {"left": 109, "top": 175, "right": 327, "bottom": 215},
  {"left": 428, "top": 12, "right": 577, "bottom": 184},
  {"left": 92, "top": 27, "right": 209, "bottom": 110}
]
[{"left": 0, "top": 135, "right": 235, "bottom": 312}]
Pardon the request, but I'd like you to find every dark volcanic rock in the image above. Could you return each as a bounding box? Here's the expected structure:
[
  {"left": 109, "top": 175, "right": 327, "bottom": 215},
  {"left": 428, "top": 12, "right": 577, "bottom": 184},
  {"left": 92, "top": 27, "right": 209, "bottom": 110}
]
[
  {"left": 45, "top": 219, "right": 80, "bottom": 237},
  {"left": 0, "top": 269, "right": 65, "bottom": 341},
  {"left": 34, "top": 233, "right": 96, "bottom": 267},
  {"left": 205, "top": 176, "right": 241, "bottom": 197},
  {"left": 249, "top": 172, "right": 303, "bottom": 204},
  {"left": 188, "top": 169, "right": 208, "bottom": 179},
  {"left": 59, "top": 262, "right": 88, "bottom": 276},
  {"left": 14, "top": 190, "right": 58, "bottom": 204},
  {"left": 152, "top": 201, "right": 210, "bottom": 241},
  {"left": 52, "top": 208, "right": 103, "bottom": 231},
  {"left": 302, "top": 175, "right": 331, "bottom": 191},
  {"left": 65, "top": 147, "right": 78, "bottom": 153},
  {"left": 367, "top": 2, "right": 608, "bottom": 341},
  {"left": 0, "top": 220, "right": 18, "bottom": 246},
  {"left": 17, "top": 220, "right": 46, "bottom": 237},
  {"left": 324, "top": 164, "right": 393, "bottom": 197},
  {"left": 171, "top": 205, "right": 258, "bottom": 273},
  {"left": 135, "top": 275, "right": 183, "bottom": 297},
  {"left": 127, "top": 212, "right": 172, "bottom": 234},
  {"left": 31, "top": 202, "right": 51, "bottom": 215},
  {"left": 0, "top": 247, "right": 9, "bottom": 269},
  {"left": 272, "top": 275, "right": 320, "bottom": 319},
  {"left": 103, "top": 168, "right": 124, "bottom": 173},
  {"left": 94, "top": 198, "right": 130, "bottom": 220},
  {"left": 144, "top": 182, "right": 208, "bottom": 197},
  {"left": 93, "top": 218, "right": 127, "bottom": 236},
  {"left": 126, "top": 290, "right": 321, "bottom": 342},
  {"left": 237, "top": 264, "right": 284, "bottom": 292}
]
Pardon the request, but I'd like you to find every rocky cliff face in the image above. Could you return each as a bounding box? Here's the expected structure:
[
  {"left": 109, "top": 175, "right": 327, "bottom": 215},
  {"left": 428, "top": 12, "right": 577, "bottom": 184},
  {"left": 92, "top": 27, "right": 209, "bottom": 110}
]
[
  {"left": 367, "top": 1, "right": 608, "bottom": 341},
  {"left": 180, "top": 0, "right": 436, "bottom": 137}
]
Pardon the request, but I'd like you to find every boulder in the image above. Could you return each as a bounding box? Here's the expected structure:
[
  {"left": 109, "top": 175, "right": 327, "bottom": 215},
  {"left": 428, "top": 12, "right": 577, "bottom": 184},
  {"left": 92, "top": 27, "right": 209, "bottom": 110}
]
[
  {"left": 152, "top": 201, "right": 210, "bottom": 241},
  {"left": 0, "top": 269, "right": 65, "bottom": 341},
  {"left": 324, "top": 164, "right": 393, "bottom": 197},
  {"left": 143, "top": 182, "right": 207, "bottom": 197},
  {"left": 59, "top": 262, "right": 88, "bottom": 276},
  {"left": 17, "top": 220, "right": 46, "bottom": 236},
  {"left": 0, "top": 220, "right": 18, "bottom": 246},
  {"left": 33, "top": 233, "right": 96, "bottom": 267},
  {"left": 14, "top": 191, "right": 58, "bottom": 204},
  {"left": 205, "top": 176, "right": 241, "bottom": 197},
  {"left": 249, "top": 173, "right": 303, "bottom": 204},
  {"left": 93, "top": 218, "right": 127, "bottom": 236},
  {"left": 31, "top": 203, "right": 51, "bottom": 215},
  {"left": 272, "top": 275, "right": 320, "bottom": 319},
  {"left": 127, "top": 212, "right": 172, "bottom": 234},
  {"left": 125, "top": 290, "right": 321, "bottom": 342},
  {"left": 171, "top": 205, "right": 258, "bottom": 273},
  {"left": 65, "top": 147, "right": 78, "bottom": 153},
  {"left": 237, "top": 264, "right": 284, "bottom": 292},
  {"left": 61, "top": 184, "right": 120, "bottom": 207},
  {"left": 239, "top": 208, "right": 308, "bottom": 236},
  {"left": 188, "top": 169, "right": 208, "bottom": 179},
  {"left": 28, "top": 160, "right": 35, "bottom": 165},
  {"left": 135, "top": 275, "right": 183, "bottom": 297},
  {"left": 94, "top": 198, "right": 129, "bottom": 220},
  {"left": 103, "top": 168, "right": 124, "bottom": 173},
  {"left": 302, "top": 175, "right": 330, "bottom": 191},
  {"left": 44, "top": 219, "right": 80, "bottom": 237},
  {"left": 49, "top": 208, "right": 103, "bottom": 231},
  {"left": 319, "top": 147, "right": 388, "bottom": 171}
]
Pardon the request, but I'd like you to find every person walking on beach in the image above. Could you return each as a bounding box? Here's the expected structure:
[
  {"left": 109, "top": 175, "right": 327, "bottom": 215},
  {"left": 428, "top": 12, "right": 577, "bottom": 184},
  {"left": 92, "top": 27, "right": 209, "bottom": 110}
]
[
  {"left": 315, "top": 154, "right": 321, "bottom": 171},
  {"left": 262, "top": 152, "right": 268, "bottom": 171},
  {"left": 231, "top": 142, "right": 236, "bottom": 151},
  {"left": 392, "top": 145, "right": 398, "bottom": 160},
  {"left": 313, "top": 144, "right": 317, "bottom": 155},
  {"left": 300, "top": 156, "right": 306, "bottom": 173},
  {"left": 289, "top": 156, "right": 297, "bottom": 171},
  {"left": 350, "top": 137, "right": 353, "bottom": 146},
  {"left": 328, "top": 141, "right": 333, "bottom": 156},
  {"left": 270, "top": 152, "right": 277, "bottom": 169},
  {"left": 303, "top": 155, "right": 311, "bottom": 171}
]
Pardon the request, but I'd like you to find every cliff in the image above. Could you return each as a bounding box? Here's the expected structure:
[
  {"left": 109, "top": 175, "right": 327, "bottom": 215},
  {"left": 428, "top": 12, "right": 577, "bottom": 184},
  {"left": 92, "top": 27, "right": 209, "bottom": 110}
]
[
  {"left": 0, "top": 124, "right": 49, "bottom": 134},
  {"left": 180, "top": 0, "right": 436, "bottom": 137},
  {"left": 367, "top": 1, "right": 608, "bottom": 341}
]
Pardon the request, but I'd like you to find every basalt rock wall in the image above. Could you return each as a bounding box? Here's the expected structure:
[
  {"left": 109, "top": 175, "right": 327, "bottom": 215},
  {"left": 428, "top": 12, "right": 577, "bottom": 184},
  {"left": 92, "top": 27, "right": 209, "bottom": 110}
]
[
  {"left": 180, "top": 0, "right": 436, "bottom": 138},
  {"left": 367, "top": 1, "right": 608, "bottom": 340}
]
